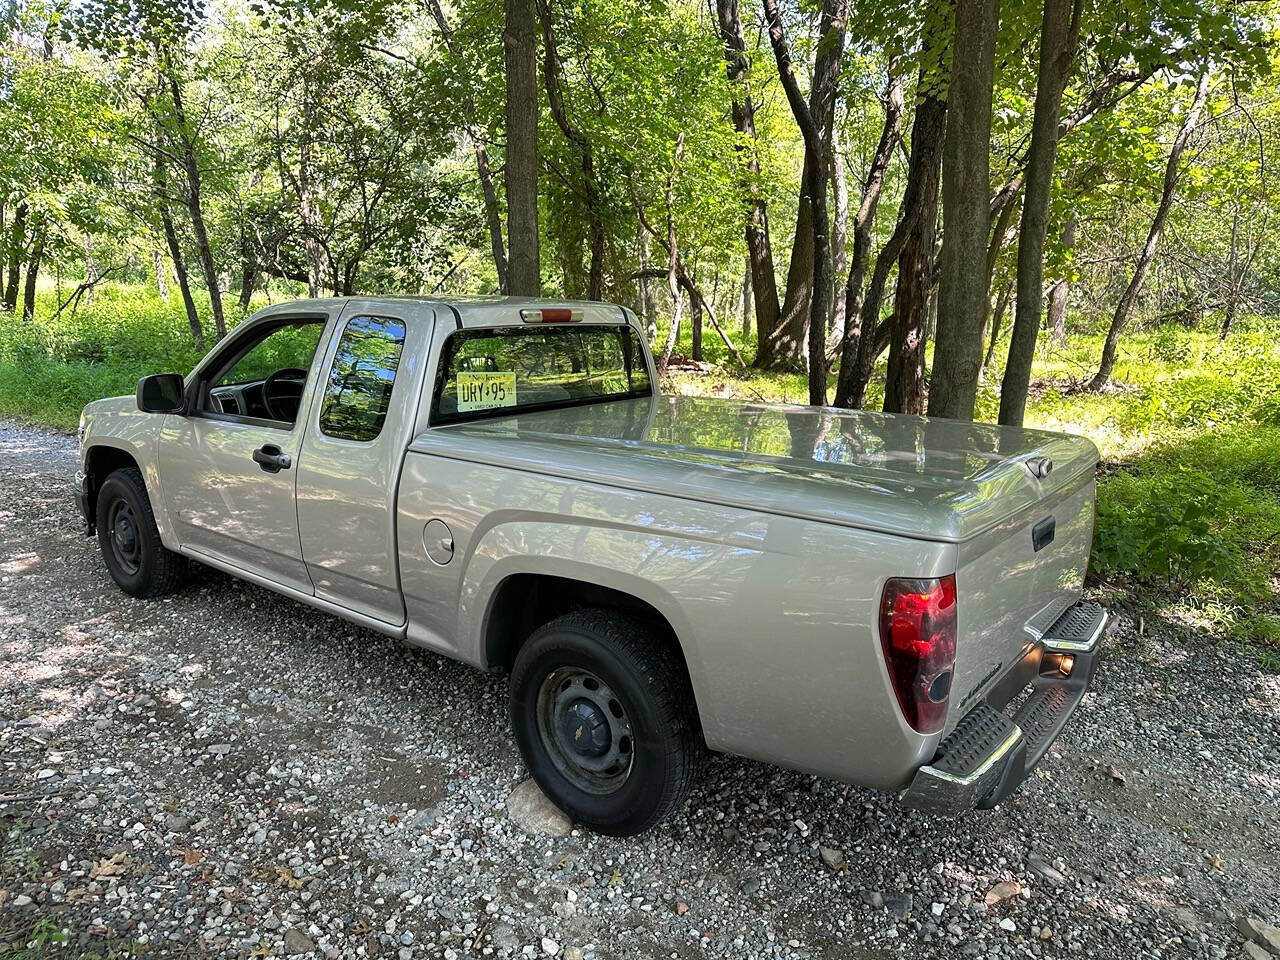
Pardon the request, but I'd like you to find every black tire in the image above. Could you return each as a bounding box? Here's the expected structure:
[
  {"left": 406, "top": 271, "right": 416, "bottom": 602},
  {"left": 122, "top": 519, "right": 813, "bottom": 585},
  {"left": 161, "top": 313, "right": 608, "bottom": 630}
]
[
  {"left": 96, "top": 467, "right": 187, "bottom": 598},
  {"left": 509, "top": 609, "right": 702, "bottom": 836}
]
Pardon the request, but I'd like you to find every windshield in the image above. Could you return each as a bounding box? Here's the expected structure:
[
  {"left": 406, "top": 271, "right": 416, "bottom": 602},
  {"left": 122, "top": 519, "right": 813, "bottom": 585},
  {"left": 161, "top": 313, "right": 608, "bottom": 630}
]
[{"left": 432, "top": 324, "right": 652, "bottom": 424}]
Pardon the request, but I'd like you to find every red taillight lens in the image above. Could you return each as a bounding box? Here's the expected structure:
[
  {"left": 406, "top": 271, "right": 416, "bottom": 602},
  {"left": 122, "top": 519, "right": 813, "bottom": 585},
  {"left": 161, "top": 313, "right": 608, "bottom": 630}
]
[{"left": 879, "top": 575, "right": 958, "bottom": 733}]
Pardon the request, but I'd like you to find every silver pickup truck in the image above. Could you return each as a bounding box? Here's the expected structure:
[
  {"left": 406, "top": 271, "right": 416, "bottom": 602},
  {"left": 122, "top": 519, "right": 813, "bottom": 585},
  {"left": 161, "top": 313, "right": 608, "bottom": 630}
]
[{"left": 75, "top": 297, "right": 1108, "bottom": 835}]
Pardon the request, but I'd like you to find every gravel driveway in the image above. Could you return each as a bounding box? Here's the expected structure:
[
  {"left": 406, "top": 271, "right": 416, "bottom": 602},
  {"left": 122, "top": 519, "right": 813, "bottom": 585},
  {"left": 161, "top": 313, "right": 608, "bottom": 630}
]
[{"left": 1, "top": 420, "right": 1278, "bottom": 960}]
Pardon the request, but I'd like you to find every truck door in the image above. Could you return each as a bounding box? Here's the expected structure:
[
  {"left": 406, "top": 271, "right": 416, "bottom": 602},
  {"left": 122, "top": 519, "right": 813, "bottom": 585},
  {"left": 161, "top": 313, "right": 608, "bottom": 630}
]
[
  {"left": 294, "top": 300, "right": 434, "bottom": 627},
  {"left": 157, "top": 311, "right": 334, "bottom": 593}
]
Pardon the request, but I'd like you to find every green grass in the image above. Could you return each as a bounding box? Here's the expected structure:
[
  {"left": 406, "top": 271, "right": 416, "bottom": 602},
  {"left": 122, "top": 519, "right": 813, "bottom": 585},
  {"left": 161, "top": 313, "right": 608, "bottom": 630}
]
[
  {"left": 0, "top": 281, "right": 257, "bottom": 431},
  {"left": 2, "top": 283, "right": 1277, "bottom": 643}
]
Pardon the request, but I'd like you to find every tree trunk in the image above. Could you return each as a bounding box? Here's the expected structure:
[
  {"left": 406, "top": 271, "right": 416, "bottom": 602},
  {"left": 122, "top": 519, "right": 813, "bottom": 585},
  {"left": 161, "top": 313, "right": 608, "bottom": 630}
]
[
  {"left": 153, "top": 247, "right": 170, "bottom": 305},
  {"left": 762, "top": 0, "right": 848, "bottom": 402},
  {"left": 290, "top": 84, "right": 328, "bottom": 300},
  {"left": 3, "top": 201, "right": 26, "bottom": 312},
  {"left": 829, "top": 67, "right": 903, "bottom": 377},
  {"left": 239, "top": 257, "right": 257, "bottom": 310},
  {"left": 740, "top": 257, "right": 753, "bottom": 337},
  {"left": 1090, "top": 70, "right": 1210, "bottom": 391},
  {"left": 884, "top": 109, "right": 943, "bottom": 415},
  {"left": 83, "top": 237, "right": 98, "bottom": 310},
  {"left": 473, "top": 142, "right": 509, "bottom": 294},
  {"left": 658, "top": 134, "right": 687, "bottom": 373},
  {"left": 536, "top": 0, "right": 603, "bottom": 300},
  {"left": 714, "top": 0, "right": 782, "bottom": 362},
  {"left": 504, "top": 0, "right": 540, "bottom": 296},
  {"left": 927, "top": 0, "right": 1000, "bottom": 422},
  {"left": 635, "top": 219, "right": 657, "bottom": 342},
  {"left": 997, "top": 0, "right": 1083, "bottom": 426},
  {"left": 167, "top": 65, "right": 226, "bottom": 339},
  {"left": 836, "top": 87, "right": 943, "bottom": 409},
  {"left": 154, "top": 151, "right": 204, "bottom": 347},
  {"left": 690, "top": 282, "right": 704, "bottom": 361},
  {"left": 21, "top": 230, "right": 43, "bottom": 320},
  {"left": 1221, "top": 206, "right": 1239, "bottom": 339},
  {"left": 427, "top": 0, "right": 509, "bottom": 292},
  {"left": 1047, "top": 217, "right": 1076, "bottom": 345},
  {"left": 766, "top": 161, "right": 816, "bottom": 372},
  {"left": 829, "top": 124, "right": 849, "bottom": 338},
  {"left": 983, "top": 279, "right": 1013, "bottom": 370}
]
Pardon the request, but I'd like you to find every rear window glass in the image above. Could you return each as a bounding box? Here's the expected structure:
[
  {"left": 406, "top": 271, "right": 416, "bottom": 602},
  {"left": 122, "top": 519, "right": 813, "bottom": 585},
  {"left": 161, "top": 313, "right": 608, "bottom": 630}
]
[{"left": 432, "top": 324, "right": 652, "bottom": 423}]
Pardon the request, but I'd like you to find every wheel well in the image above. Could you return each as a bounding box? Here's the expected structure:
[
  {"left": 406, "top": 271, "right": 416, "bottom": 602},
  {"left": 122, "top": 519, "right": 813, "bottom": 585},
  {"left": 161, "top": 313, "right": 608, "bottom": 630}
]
[
  {"left": 484, "top": 574, "right": 691, "bottom": 679},
  {"left": 84, "top": 446, "right": 142, "bottom": 522}
]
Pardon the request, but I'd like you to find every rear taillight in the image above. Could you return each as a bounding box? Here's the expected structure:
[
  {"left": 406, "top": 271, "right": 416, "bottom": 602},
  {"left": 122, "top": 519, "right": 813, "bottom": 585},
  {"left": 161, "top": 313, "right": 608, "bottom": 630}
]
[{"left": 879, "top": 575, "right": 958, "bottom": 734}]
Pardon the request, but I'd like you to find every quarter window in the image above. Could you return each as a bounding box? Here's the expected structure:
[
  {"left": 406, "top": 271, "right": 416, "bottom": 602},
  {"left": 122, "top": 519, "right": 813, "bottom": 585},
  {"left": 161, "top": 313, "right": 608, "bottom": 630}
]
[{"left": 318, "top": 316, "right": 407, "bottom": 442}]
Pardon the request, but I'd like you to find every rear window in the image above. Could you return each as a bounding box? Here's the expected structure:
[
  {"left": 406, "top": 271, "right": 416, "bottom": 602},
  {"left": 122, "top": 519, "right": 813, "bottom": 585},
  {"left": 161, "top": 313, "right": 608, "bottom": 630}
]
[{"left": 431, "top": 324, "right": 652, "bottom": 424}]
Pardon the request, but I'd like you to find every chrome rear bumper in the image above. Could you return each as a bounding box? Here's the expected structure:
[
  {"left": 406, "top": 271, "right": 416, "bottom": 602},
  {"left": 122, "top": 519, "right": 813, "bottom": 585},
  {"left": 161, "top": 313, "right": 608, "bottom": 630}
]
[{"left": 902, "top": 600, "right": 1108, "bottom": 815}]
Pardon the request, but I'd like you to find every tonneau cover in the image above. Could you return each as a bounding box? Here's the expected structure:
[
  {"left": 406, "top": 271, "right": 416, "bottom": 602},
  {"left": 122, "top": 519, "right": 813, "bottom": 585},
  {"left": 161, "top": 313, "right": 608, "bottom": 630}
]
[{"left": 407, "top": 395, "right": 1099, "bottom": 543}]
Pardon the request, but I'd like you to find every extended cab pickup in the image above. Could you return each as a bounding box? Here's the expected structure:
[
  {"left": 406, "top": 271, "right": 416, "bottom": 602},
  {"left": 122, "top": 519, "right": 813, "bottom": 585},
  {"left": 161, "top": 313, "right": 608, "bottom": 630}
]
[{"left": 76, "top": 297, "right": 1108, "bottom": 835}]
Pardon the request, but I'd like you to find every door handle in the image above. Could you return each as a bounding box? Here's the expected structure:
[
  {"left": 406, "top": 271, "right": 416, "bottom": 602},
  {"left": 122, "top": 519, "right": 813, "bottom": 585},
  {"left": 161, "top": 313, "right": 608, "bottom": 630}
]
[{"left": 252, "top": 444, "right": 292, "bottom": 473}]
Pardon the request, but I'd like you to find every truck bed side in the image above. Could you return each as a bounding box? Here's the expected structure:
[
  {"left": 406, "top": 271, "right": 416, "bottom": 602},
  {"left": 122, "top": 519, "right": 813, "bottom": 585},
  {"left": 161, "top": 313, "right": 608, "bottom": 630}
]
[{"left": 395, "top": 446, "right": 955, "bottom": 788}]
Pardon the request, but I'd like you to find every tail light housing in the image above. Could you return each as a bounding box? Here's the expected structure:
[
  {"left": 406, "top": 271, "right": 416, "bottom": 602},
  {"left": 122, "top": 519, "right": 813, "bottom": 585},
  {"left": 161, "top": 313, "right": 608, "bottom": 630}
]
[{"left": 879, "top": 575, "right": 958, "bottom": 733}]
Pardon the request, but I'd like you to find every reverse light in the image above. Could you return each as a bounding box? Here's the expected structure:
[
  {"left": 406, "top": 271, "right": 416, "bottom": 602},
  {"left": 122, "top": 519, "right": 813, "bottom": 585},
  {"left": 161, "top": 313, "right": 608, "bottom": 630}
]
[
  {"left": 879, "top": 575, "right": 958, "bottom": 734},
  {"left": 520, "top": 307, "right": 582, "bottom": 323}
]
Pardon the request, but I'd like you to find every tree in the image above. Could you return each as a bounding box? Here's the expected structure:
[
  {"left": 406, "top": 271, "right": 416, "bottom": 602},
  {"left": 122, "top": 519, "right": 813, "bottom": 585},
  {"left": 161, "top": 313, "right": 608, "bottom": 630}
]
[
  {"left": 830, "top": 65, "right": 903, "bottom": 362},
  {"left": 714, "top": 0, "right": 782, "bottom": 355},
  {"left": 927, "top": 0, "right": 1000, "bottom": 421},
  {"left": 1047, "top": 217, "right": 1075, "bottom": 345},
  {"left": 153, "top": 147, "right": 205, "bottom": 346},
  {"left": 762, "top": 0, "right": 849, "bottom": 403},
  {"left": 883, "top": 91, "right": 945, "bottom": 414},
  {"left": 163, "top": 58, "right": 226, "bottom": 338},
  {"left": 1089, "top": 70, "right": 1211, "bottom": 390},
  {"left": 426, "top": 0, "right": 508, "bottom": 293},
  {"left": 504, "top": 0, "right": 540, "bottom": 296},
  {"left": 996, "top": 0, "right": 1083, "bottom": 426},
  {"left": 536, "top": 0, "right": 604, "bottom": 300}
]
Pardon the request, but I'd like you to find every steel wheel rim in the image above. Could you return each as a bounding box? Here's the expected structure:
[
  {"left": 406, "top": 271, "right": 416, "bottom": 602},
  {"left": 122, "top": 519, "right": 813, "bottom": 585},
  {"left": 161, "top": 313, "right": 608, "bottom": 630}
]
[
  {"left": 536, "top": 666, "right": 634, "bottom": 795},
  {"left": 108, "top": 499, "right": 142, "bottom": 575}
]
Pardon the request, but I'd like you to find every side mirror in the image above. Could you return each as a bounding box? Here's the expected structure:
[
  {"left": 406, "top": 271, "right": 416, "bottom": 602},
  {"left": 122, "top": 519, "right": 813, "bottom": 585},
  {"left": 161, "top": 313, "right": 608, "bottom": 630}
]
[{"left": 137, "top": 373, "right": 186, "bottom": 414}]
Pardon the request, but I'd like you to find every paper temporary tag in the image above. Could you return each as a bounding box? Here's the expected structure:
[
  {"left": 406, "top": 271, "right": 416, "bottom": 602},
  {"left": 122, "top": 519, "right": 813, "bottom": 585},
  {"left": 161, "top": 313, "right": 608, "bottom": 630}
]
[{"left": 457, "top": 371, "right": 516, "bottom": 412}]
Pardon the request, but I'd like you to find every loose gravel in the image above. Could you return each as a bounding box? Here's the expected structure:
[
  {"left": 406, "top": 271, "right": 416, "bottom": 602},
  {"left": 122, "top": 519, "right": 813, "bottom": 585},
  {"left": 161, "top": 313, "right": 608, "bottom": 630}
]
[{"left": 1, "top": 419, "right": 1278, "bottom": 960}]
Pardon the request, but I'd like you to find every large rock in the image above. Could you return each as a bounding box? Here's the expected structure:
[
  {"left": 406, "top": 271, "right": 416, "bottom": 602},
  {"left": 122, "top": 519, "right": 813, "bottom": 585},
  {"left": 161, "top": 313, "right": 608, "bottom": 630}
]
[
  {"left": 1237, "top": 916, "right": 1280, "bottom": 955},
  {"left": 1026, "top": 853, "right": 1067, "bottom": 887},
  {"left": 282, "top": 928, "right": 315, "bottom": 954},
  {"left": 506, "top": 779, "right": 572, "bottom": 837}
]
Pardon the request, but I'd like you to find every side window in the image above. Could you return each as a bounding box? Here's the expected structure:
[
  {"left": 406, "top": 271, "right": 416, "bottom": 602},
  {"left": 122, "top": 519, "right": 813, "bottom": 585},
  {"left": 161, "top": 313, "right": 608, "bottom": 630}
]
[
  {"left": 318, "top": 315, "right": 407, "bottom": 442},
  {"left": 204, "top": 319, "right": 326, "bottom": 424}
]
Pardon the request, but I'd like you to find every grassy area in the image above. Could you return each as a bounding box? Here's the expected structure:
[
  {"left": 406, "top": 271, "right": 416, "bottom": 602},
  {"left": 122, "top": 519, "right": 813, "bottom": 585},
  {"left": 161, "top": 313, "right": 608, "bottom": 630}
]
[{"left": 2, "top": 283, "right": 1277, "bottom": 645}]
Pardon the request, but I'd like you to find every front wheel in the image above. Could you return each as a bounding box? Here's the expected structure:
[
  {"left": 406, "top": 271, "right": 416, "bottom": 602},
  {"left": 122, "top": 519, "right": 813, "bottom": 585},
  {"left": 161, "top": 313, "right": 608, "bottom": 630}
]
[
  {"left": 509, "top": 609, "right": 702, "bottom": 836},
  {"left": 95, "top": 467, "right": 187, "bottom": 598}
]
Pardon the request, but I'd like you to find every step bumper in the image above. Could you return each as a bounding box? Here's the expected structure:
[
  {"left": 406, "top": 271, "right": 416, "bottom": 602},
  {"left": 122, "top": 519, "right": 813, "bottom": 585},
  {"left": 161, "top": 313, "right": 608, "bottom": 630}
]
[{"left": 902, "top": 600, "right": 1109, "bottom": 815}]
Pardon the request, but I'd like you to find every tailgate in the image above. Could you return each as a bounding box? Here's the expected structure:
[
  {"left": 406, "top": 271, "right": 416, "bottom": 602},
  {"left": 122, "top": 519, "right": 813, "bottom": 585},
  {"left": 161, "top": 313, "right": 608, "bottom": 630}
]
[{"left": 948, "top": 469, "right": 1097, "bottom": 727}]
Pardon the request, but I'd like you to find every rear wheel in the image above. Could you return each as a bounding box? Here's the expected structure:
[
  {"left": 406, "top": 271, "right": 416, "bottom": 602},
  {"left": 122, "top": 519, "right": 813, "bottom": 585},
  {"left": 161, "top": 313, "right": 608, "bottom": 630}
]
[
  {"left": 509, "top": 609, "right": 702, "bottom": 836},
  {"left": 96, "top": 467, "right": 187, "bottom": 598}
]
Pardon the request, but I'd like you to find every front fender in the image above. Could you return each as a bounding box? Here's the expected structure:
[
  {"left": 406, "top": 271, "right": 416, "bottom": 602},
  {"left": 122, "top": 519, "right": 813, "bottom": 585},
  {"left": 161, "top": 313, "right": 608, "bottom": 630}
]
[{"left": 81, "top": 397, "right": 175, "bottom": 547}]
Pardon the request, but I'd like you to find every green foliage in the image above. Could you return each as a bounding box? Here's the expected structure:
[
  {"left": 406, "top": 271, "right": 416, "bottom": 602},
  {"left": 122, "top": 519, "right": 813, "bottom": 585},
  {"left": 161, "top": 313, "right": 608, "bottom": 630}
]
[
  {"left": 0, "top": 283, "right": 228, "bottom": 429},
  {"left": 0, "top": 919, "right": 69, "bottom": 960},
  {"left": 1093, "top": 466, "right": 1255, "bottom": 589}
]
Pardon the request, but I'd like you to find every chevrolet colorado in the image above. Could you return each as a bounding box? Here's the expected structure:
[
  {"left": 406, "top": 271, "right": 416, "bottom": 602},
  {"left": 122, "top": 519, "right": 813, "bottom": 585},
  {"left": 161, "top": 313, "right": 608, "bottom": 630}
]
[{"left": 75, "top": 296, "right": 1108, "bottom": 835}]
